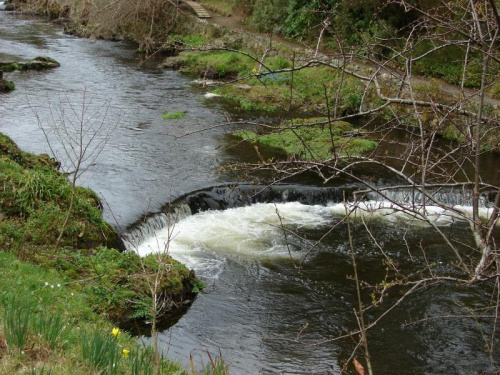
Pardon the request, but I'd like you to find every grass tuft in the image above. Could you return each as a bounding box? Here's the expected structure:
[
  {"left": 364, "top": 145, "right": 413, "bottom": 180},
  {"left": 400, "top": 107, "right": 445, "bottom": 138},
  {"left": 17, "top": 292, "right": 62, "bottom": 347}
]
[
  {"left": 81, "top": 329, "right": 121, "bottom": 374},
  {"left": 162, "top": 110, "right": 186, "bottom": 120},
  {"left": 2, "top": 295, "right": 32, "bottom": 353}
]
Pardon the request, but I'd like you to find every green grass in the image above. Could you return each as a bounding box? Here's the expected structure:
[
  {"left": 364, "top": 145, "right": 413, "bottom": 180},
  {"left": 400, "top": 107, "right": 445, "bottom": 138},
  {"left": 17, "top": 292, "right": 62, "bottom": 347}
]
[
  {"left": 0, "top": 252, "right": 185, "bottom": 375},
  {"left": 0, "top": 133, "right": 203, "bottom": 374},
  {"left": 178, "top": 49, "right": 365, "bottom": 113},
  {"left": 81, "top": 329, "right": 121, "bottom": 374},
  {"left": 180, "top": 51, "right": 255, "bottom": 79},
  {"left": 0, "top": 133, "right": 121, "bottom": 251},
  {"left": 168, "top": 34, "right": 208, "bottom": 48},
  {"left": 42, "top": 247, "right": 197, "bottom": 321},
  {"left": 32, "top": 312, "right": 65, "bottom": 349},
  {"left": 162, "top": 110, "right": 186, "bottom": 120},
  {"left": 2, "top": 295, "right": 32, "bottom": 353},
  {"left": 233, "top": 118, "right": 377, "bottom": 160}
]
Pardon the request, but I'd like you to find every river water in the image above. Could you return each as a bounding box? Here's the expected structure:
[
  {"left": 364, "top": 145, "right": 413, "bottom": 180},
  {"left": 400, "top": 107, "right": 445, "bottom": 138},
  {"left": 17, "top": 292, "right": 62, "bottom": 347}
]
[
  {"left": 0, "top": 11, "right": 235, "bottom": 227},
  {"left": 1, "top": 11, "right": 499, "bottom": 374}
]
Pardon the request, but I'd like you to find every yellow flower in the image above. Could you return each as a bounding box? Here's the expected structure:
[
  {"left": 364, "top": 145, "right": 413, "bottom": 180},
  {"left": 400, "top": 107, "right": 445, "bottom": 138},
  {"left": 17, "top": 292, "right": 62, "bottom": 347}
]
[
  {"left": 252, "top": 67, "right": 258, "bottom": 74},
  {"left": 111, "top": 327, "right": 120, "bottom": 337},
  {"left": 122, "top": 349, "right": 130, "bottom": 358}
]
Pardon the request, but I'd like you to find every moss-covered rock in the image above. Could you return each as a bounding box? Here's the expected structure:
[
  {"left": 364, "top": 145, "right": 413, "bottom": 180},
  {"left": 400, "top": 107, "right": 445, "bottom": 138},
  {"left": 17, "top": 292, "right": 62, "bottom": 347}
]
[
  {"left": 0, "top": 79, "right": 15, "bottom": 91},
  {"left": 233, "top": 118, "right": 377, "bottom": 160},
  {"left": 0, "top": 56, "right": 60, "bottom": 72}
]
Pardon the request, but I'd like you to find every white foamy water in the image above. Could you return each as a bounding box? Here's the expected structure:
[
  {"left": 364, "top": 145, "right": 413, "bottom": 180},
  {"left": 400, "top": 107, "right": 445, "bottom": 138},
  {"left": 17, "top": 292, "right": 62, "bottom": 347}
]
[
  {"left": 135, "top": 200, "right": 495, "bottom": 272},
  {"left": 136, "top": 202, "right": 335, "bottom": 270}
]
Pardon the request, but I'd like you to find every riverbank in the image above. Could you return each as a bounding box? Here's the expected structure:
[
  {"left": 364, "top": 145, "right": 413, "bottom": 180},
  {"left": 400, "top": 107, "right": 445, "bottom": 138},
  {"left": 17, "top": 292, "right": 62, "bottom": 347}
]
[
  {"left": 5, "top": 0, "right": 499, "bottom": 155},
  {"left": 0, "top": 133, "right": 199, "bottom": 374}
]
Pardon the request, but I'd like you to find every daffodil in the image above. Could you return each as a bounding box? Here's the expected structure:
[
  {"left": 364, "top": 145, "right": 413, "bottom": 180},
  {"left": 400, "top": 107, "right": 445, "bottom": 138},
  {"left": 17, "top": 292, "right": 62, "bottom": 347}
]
[
  {"left": 111, "top": 327, "right": 120, "bottom": 337},
  {"left": 252, "top": 67, "right": 258, "bottom": 74},
  {"left": 122, "top": 349, "right": 130, "bottom": 358}
]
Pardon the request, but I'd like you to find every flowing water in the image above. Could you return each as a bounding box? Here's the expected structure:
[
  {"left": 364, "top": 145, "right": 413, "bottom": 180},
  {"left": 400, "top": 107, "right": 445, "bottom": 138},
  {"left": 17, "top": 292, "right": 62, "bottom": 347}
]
[
  {"left": 132, "top": 186, "right": 499, "bottom": 374},
  {"left": 1, "top": 11, "right": 499, "bottom": 374},
  {"left": 0, "top": 11, "right": 235, "bottom": 227}
]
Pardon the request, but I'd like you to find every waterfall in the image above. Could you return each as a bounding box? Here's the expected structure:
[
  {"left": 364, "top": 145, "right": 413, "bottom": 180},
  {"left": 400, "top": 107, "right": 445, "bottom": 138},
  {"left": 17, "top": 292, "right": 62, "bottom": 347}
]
[
  {"left": 365, "top": 186, "right": 495, "bottom": 208},
  {"left": 122, "top": 203, "right": 192, "bottom": 250},
  {"left": 122, "top": 184, "right": 498, "bottom": 250},
  {"left": 121, "top": 184, "right": 355, "bottom": 250}
]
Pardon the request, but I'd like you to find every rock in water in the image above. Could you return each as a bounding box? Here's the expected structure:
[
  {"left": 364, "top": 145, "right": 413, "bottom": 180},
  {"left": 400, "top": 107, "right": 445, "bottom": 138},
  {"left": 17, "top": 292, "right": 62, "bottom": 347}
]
[
  {"left": 0, "top": 56, "right": 60, "bottom": 72},
  {"left": 21, "top": 56, "right": 61, "bottom": 70}
]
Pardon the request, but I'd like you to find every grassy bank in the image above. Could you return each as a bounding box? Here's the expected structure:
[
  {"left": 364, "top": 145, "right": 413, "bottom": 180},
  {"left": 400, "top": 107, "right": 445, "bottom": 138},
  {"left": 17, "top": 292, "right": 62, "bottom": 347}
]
[
  {"left": 233, "top": 119, "right": 377, "bottom": 160},
  {"left": 170, "top": 47, "right": 366, "bottom": 114},
  {"left": 0, "top": 133, "right": 200, "bottom": 374},
  {"left": 0, "top": 252, "right": 185, "bottom": 375}
]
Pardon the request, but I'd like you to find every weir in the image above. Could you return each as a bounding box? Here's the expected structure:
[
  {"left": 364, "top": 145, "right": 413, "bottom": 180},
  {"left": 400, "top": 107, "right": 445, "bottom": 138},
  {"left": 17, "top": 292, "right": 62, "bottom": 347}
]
[
  {"left": 122, "top": 184, "right": 356, "bottom": 249},
  {"left": 365, "top": 186, "right": 496, "bottom": 208},
  {"left": 122, "top": 183, "right": 496, "bottom": 250}
]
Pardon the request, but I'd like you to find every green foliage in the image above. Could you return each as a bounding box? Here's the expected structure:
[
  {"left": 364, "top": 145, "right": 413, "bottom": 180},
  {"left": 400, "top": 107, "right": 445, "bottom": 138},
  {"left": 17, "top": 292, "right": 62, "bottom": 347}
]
[
  {"left": 32, "top": 311, "right": 66, "bottom": 349},
  {"left": 192, "top": 280, "right": 208, "bottom": 294},
  {"left": 0, "top": 252, "right": 185, "bottom": 374},
  {"left": 45, "top": 248, "right": 197, "bottom": 321},
  {"left": 81, "top": 329, "right": 121, "bottom": 374},
  {"left": 128, "top": 346, "right": 183, "bottom": 375},
  {"left": 248, "top": 0, "right": 288, "bottom": 33},
  {"left": 234, "top": 118, "right": 376, "bottom": 160},
  {"left": 0, "top": 63, "right": 20, "bottom": 72},
  {"left": 210, "top": 63, "right": 364, "bottom": 114},
  {"left": 191, "top": 351, "right": 229, "bottom": 375},
  {"left": 268, "top": 56, "right": 291, "bottom": 70},
  {"left": 180, "top": 51, "right": 255, "bottom": 78},
  {"left": 2, "top": 294, "right": 32, "bottom": 352},
  {"left": 0, "top": 134, "right": 121, "bottom": 250},
  {"left": 202, "top": 356, "right": 229, "bottom": 375},
  {"left": 129, "top": 347, "right": 154, "bottom": 375},
  {"left": 162, "top": 110, "right": 186, "bottom": 120},
  {"left": 412, "top": 43, "right": 487, "bottom": 88},
  {"left": 1, "top": 80, "right": 15, "bottom": 91}
]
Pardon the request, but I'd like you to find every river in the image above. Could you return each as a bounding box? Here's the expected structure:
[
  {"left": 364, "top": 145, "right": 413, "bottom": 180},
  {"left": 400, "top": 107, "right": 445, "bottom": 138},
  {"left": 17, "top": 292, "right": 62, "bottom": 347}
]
[{"left": 1, "top": 11, "right": 499, "bottom": 374}]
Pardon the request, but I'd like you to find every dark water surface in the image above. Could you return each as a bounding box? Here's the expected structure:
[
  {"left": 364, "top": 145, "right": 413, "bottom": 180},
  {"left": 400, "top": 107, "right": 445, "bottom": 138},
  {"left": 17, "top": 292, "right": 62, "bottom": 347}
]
[{"left": 1, "top": 12, "right": 498, "bottom": 374}]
